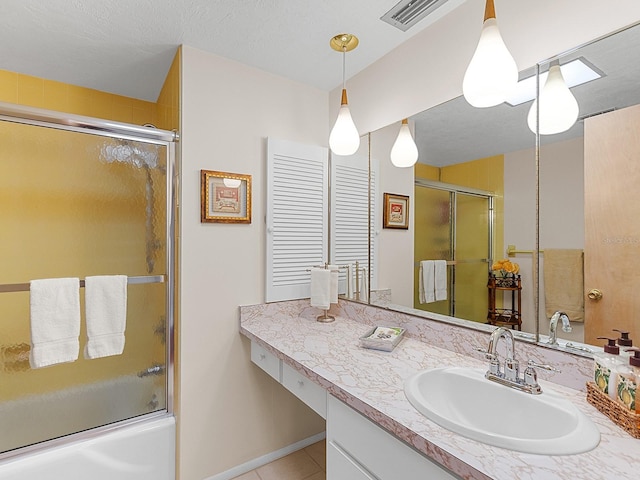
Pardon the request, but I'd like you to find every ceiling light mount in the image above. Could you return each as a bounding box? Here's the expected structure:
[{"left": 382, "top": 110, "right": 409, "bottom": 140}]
[{"left": 330, "top": 34, "right": 359, "bottom": 53}]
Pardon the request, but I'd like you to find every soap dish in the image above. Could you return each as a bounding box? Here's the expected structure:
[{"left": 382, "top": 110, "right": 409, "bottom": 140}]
[{"left": 359, "top": 326, "right": 406, "bottom": 352}]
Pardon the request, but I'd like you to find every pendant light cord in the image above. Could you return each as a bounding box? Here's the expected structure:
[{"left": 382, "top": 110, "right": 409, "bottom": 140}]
[{"left": 342, "top": 47, "right": 347, "bottom": 90}]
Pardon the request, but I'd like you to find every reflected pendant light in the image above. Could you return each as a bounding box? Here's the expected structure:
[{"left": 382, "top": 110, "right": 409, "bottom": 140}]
[
  {"left": 390, "top": 119, "right": 419, "bottom": 167},
  {"left": 462, "top": 0, "right": 518, "bottom": 108},
  {"left": 527, "top": 60, "right": 579, "bottom": 135},
  {"left": 329, "top": 34, "right": 360, "bottom": 156}
]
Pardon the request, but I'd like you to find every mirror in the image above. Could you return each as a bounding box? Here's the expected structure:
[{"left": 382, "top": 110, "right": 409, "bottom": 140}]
[{"left": 365, "top": 20, "right": 640, "bottom": 351}]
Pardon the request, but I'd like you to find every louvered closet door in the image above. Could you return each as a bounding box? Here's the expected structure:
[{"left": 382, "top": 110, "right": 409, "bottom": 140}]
[
  {"left": 266, "top": 138, "right": 329, "bottom": 302},
  {"left": 331, "top": 154, "right": 378, "bottom": 295}
]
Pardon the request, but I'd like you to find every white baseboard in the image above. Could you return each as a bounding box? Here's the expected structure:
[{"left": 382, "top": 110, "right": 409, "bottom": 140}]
[{"left": 205, "top": 431, "right": 326, "bottom": 480}]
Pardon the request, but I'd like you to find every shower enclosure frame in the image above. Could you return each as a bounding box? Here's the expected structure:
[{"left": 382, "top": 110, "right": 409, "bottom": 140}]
[{"left": 0, "top": 101, "right": 177, "bottom": 461}]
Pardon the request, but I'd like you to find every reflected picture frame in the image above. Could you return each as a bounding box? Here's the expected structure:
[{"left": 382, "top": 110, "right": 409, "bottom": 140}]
[
  {"left": 200, "top": 170, "right": 252, "bottom": 223},
  {"left": 383, "top": 193, "right": 409, "bottom": 229}
]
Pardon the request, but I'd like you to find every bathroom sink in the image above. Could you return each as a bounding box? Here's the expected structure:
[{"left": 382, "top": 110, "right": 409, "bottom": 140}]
[{"left": 404, "top": 367, "right": 600, "bottom": 455}]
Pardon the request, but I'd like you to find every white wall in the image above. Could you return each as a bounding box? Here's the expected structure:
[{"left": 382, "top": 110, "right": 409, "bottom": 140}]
[
  {"left": 179, "top": 45, "right": 328, "bottom": 479},
  {"left": 371, "top": 122, "right": 414, "bottom": 307}
]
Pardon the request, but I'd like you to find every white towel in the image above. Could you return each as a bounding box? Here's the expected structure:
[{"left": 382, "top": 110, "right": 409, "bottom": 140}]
[
  {"left": 84, "top": 275, "right": 128, "bottom": 359},
  {"left": 310, "top": 268, "right": 331, "bottom": 310},
  {"left": 29, "top": 277, "right": 81, "bottom": 368},
  {"left": 328, "top": 265, "right": 339, "bottom": 304},
  {"left": 434, "top": 260, "right": 448, "bottom": 301},
  {"left": 419, "top": 260, "right": 435, "bottom": 304}
]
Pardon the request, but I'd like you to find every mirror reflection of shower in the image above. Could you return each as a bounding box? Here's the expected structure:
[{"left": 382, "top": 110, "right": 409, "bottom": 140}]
[{"left": 98, "top": 125, "right": 165, "bottom": 273}]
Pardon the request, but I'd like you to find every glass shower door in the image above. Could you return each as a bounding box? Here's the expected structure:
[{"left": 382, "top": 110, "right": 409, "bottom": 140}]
[
  {"left": 0, "top": 118, "right": 172, "bottom": 454},
  {"left": 414, "top": 186, "right": 452, "bottom": 316},
  {"left": 454, "top": 193, "right": 491, "bottom": 322}
]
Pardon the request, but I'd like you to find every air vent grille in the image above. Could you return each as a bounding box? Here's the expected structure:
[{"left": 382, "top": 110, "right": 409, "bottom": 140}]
[{"left": 381, "top": 0, "right": 452, "bottom": 32}]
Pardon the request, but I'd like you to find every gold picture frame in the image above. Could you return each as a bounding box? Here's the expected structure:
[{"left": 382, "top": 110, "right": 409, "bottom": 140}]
[
  {"left": 201, "top": 170, "right": 252, "bottom": 223},
  {"left": 383, "top": 193, "right": 409, "bottom": 229}
]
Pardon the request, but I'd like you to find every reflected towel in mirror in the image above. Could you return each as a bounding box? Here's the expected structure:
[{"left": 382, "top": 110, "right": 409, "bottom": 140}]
[
  {"left": 434, "top": 260, "right": 447, "bottom": 301},
  {"left": 419, "top": 260, "right": 435, "bottom": 303},
  {"left": 543, "top": 249, "right": 584, "bottom": 322}
]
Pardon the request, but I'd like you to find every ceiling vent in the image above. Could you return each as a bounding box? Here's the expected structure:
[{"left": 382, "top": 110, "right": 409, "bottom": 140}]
[{"left": 381, "top": 0, "right": 452, "bottom": 32}]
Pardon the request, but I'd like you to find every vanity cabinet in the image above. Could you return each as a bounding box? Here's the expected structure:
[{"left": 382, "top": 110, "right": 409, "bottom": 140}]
[
  {"left": 250, "top": 341, "right": 326, "bottom": 419},
  {"left": 251, "top": 341, "right": 459, "bottom": 479},
  {"left": 327, "top": 395, "right": 460, "bottom": 480}
]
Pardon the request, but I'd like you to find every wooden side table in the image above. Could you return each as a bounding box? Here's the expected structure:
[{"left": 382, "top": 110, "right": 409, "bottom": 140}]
[{"left": 487, "top": 274, "right": 522, "bottom": 330}]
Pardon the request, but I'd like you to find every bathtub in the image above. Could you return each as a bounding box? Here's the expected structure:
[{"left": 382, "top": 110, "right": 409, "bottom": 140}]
[
  {"left": 0, "top": 415, "right": 175, "bottom": 480},
  {"left": 0, "top": 374, "right": 174, "bottom": 479}
]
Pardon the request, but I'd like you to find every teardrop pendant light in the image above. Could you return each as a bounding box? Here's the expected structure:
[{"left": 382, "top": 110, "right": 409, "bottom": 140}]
[
  {"left": 462, "top": 0, "right": 518, "bottom": 108},
  {"left": 329, "top": 34, "right": 360, "bottom": 156},
  {"left": 390, "top": 119, "right": 419, "bottom": 168},
  {"left": 527, "top": 60, "right": 579, "bottom": 135}
]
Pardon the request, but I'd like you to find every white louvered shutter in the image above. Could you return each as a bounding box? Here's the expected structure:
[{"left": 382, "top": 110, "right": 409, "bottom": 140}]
[
  {"left": 266, "top": 138, "right": 328, "bottom": 302},
  {"left": 331, "top": 154, "right": 379, "bottom": 295}
]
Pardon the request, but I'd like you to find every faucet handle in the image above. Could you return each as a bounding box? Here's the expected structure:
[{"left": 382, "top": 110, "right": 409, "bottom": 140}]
[
  {"left": 527, "top": 360, "right": 561, "bottom": 373},
  {"left": 474, "top": 346, "right": 497, "bottom": 361}
]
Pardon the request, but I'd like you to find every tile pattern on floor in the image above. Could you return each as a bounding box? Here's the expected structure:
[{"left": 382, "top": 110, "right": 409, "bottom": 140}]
[{"left": 232, "top": 440, "right": 325, "bottom": 480}]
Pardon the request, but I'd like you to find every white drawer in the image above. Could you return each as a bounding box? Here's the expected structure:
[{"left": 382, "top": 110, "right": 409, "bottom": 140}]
[
  {"left": 327, "top": 441, "right": 376, "bottom": 480},
  {"left": 282, "top": 362, "right": 327, "bottom": 419},
  {"left": 250, "top": 341, "right": 282, "bottom": 382},
  {"left": 327, "top": 395, "right": 458, "bottom": 480}
]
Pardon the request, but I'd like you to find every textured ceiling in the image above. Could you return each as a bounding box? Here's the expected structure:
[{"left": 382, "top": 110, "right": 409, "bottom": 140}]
[{"left": 0, "top": 0, "right": 465, "bottom": 102}]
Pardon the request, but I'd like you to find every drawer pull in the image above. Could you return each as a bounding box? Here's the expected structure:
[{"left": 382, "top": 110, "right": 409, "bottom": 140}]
[
  {"left": 297, "top": 380, "right": 305, "bottom": 387},
  {"left": 259, "top": 353, "right": 266, "bottom": 360}
]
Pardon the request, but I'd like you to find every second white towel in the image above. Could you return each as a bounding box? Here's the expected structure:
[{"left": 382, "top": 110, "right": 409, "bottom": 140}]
[
  {"left": 434, "top": 260, "right": 447, "bottom": 301},
  {"left": 84, "top": 275, "right": 128, "bottom": 359}
]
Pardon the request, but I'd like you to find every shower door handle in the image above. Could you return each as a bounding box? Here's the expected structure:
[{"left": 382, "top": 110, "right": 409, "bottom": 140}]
[{"left": 137, "top": 364, "right": 166, "bottom": 377}]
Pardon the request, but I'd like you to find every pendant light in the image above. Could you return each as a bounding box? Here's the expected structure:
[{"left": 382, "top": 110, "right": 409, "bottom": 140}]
[
  {"left": 527, "top": 60, "right": 579, "bottom": 135},
  {"left": 462, "top": 0, "right": 518, "bottom": 108},
  {"left": 390, "top": 119, "right": 419, "bottom": 167},
  {"left": 329, "top": 34, "right": 360, "bottom": 156}
]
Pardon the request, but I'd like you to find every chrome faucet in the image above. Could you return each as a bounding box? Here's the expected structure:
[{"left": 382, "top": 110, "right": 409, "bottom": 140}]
[
  {"left": 486, "top": 327, "right": 517, "bottom": 380},
  {"left": 548, "top": 311, "right": 572, "bottom": 345},
  {"left": 480, "top": 327, "right": 560, "bottom": 395}
]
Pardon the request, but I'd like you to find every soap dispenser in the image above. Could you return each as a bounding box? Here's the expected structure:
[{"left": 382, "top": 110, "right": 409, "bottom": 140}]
[
  {"left": 616, "top": 347, "right": 640, "bottom": 411},
  {"left": 595, "top": 337, "right": 623, "bottom": 399},
  {"left": 614, "top": 329, "right": 633, "bottom": 357}
]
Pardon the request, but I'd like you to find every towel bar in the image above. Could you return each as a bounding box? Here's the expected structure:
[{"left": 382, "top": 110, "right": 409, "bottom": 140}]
[{"left": 0, "top": 275, "right": 165, "bottom": 293}]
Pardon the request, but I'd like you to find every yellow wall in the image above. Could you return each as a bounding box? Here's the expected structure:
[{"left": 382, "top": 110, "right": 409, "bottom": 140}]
[{"left": 415, "top": 162, "right": 440, "bottom": 181}]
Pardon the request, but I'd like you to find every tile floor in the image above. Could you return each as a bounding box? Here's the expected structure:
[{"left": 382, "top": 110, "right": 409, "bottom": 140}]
[{"left": 232, "top": 440, "right": 325, "bottom": 480}]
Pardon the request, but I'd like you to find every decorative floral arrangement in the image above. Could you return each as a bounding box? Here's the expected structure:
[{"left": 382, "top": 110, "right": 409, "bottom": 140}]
[{"left": 491, "top": 259, "right": 520, "bottom": 277}]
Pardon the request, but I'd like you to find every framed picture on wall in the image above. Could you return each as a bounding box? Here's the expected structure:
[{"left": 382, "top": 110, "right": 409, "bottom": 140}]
[
  {"left": 383, "top": 193, "right": 409, "bottom": 229},
  {"left": 200, "top": 170, "right": 252, "bottom": 223}
]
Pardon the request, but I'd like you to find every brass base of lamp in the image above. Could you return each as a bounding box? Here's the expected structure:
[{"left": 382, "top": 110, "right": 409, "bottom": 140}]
[{"left": 330, "top": 34, "right": 359, "bottom": 52}]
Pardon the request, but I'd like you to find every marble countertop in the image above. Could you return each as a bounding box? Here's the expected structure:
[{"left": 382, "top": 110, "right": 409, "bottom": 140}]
[{"left": 240, "top": 305, "right": 640, "bottom": 480}]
